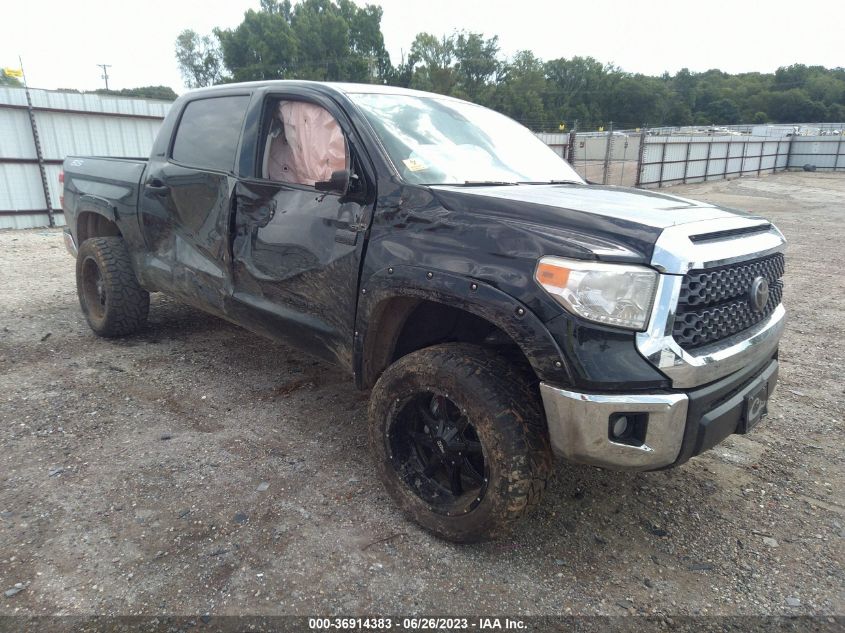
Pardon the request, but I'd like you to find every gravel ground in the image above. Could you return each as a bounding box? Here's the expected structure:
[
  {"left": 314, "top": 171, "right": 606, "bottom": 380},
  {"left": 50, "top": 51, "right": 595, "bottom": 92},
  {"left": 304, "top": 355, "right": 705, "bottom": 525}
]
[{"left": 0, "top": 172, "right": 843, "bottom": 619}]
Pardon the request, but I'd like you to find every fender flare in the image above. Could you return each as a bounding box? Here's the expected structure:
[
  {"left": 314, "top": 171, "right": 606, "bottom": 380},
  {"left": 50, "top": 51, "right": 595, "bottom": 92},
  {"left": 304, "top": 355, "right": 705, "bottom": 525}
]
[
  {"left": 76, "top": 194, "right": 119, "bottom": 225},
  {"left": 353, "top": 265, "right": 571, "bottom": 388}
]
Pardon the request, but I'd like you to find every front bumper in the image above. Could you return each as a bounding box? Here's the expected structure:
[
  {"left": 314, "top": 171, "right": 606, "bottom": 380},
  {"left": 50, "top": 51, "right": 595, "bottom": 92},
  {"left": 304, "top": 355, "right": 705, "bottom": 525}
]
[{"left": 539, "top": 354, "right": 779, "bottom": 471}]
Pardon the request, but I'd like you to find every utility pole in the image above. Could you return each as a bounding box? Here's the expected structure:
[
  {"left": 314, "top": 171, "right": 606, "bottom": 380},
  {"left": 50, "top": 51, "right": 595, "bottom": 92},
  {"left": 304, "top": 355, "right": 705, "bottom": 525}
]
[
  {"left": 19, "top": 57, "right": 54, "bottom": 227},
  {"left": 97, "top": 63, "right": 112, "bottom": 90}
]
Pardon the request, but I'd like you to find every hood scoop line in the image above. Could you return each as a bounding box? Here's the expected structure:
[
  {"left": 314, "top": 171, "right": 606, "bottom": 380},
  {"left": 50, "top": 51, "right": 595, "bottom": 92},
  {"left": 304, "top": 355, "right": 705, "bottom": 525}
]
[{"left": 689, "top": 222, "right": 772, "bottom": 243}]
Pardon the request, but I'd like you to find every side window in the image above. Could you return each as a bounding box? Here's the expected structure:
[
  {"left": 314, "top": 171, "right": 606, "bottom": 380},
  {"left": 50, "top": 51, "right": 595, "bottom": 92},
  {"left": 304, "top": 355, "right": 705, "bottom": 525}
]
[
  {"left": 261, "top": 99, "right": 349, "bottom": 187},
  {"left": 172, "top": 96, "right": 250, "bottom": 172}
]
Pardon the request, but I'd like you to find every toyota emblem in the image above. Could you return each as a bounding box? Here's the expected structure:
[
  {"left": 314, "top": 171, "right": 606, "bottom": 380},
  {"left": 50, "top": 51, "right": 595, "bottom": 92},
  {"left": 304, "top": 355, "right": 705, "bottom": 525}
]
[{"left": 749, "top": 276, "right": 770, "bottom": 312}]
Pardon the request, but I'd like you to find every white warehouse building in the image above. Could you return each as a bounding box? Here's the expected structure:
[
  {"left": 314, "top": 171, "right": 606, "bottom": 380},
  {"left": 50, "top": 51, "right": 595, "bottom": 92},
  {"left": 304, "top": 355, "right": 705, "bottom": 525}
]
[{"left": 0, "top": 87, "right": 170, "bottom": 229}]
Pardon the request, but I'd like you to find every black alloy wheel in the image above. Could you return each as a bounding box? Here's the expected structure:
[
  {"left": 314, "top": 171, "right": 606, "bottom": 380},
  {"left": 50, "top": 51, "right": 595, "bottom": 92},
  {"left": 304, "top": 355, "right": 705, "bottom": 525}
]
[
  {"left": 369, "top": 343, "right": 553, "bottom": 543},
  {"left": 388, "top": 391, "right": 488, "bottom": 515}
]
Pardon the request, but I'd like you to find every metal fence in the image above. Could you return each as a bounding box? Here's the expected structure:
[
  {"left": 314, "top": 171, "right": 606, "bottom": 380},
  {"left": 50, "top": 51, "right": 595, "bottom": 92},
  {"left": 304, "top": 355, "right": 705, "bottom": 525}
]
[
  {"left": 569, "top": 131, "right": 641, "bottom": 186},
  {"left": 787, "top": 136, "right": 845, "bottom": 170},
  {"left": 636, "top": 135, "right": 790, "bottom": 187},
  {"left": 542, "top": 126, "right": 845, "bottom": 189},
  {"left": 635, "top": 133, "right": 843, "bottom": 188},
  {"left": 0, "top": 86, "right": 170, "bottom": 229}
]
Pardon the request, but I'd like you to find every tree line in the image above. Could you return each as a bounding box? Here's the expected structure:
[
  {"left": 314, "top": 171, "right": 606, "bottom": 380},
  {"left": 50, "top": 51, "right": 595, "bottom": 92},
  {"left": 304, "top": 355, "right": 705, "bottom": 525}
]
[{"left": 173, "top": 0, "right": 845, "bottom": 130}]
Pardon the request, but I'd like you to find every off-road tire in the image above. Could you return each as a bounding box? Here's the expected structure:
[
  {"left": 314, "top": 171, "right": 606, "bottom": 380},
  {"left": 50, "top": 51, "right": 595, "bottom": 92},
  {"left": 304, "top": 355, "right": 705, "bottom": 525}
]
[
  {"left": 76, "top": 237, "right": 149, "bottom": 337},
  {"left": 369, "top": 343, "right": 553, "bottom": 543}
]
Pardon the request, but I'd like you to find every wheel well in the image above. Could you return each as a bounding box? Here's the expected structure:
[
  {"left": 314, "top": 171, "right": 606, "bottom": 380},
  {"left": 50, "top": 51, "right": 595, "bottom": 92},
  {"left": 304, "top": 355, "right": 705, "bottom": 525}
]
[
  {"left": 76, "top": 212, "right": 121, "bottom": 244},
  {"left": 362, "top": 298, "right": 537, "bottom": 390}
]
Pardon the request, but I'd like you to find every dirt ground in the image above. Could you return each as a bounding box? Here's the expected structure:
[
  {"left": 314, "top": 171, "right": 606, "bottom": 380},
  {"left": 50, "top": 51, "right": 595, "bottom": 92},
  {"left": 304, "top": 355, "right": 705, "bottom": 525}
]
[{"left": 0, "top": 172, "right": 843, "bottom": 620}]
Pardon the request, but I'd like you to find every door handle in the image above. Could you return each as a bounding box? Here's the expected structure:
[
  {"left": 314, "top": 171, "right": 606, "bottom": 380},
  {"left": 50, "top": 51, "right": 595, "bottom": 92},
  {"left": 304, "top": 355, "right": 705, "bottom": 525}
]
[{"left": 144, "top": 179, "right": 169, "bottom": 196}]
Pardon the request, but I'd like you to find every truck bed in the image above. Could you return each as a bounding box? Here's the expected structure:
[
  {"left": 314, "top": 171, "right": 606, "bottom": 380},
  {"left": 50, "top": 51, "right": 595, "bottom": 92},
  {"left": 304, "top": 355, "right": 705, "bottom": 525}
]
[{"left": 62, "top": 156, "right": 148, "bottom": 236}]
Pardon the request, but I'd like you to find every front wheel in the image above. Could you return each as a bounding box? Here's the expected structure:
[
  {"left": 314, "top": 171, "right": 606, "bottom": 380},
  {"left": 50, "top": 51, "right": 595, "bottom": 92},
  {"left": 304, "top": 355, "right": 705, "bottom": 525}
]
[
  {"left": 76, "top": 237, "right": 149, "bottom": 337},
  {"left": 368, "top": 343, "right": 553, "bottom": 543}
]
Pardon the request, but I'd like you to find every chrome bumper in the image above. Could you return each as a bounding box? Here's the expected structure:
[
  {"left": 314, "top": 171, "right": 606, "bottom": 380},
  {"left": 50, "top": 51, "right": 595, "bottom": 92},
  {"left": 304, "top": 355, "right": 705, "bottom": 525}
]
[
  {"left": 63, "top": 229, "right": 78, "bottom": 258},
  {"left": 539, "top": 384, "right": 688, "bottom": 470}
]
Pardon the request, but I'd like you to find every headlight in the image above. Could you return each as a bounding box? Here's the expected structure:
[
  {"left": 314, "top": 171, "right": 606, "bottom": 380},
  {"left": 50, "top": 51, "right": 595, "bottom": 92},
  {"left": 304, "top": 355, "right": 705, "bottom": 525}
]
[{"left": 534, "top": 256, "right": 658, "bottom": 331}]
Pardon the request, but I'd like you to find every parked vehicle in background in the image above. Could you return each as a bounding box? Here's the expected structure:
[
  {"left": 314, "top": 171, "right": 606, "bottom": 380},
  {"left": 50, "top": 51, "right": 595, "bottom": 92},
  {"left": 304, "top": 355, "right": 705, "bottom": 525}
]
[{"left": 61, "top": 81, "right": 786, "bottom": 542}]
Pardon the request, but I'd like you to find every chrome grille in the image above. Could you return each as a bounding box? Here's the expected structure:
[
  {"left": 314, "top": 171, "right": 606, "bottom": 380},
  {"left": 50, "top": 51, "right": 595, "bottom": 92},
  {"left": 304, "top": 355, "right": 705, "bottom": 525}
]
[{"left": 673, "top": 253, "right": 785, "bottom": 350}]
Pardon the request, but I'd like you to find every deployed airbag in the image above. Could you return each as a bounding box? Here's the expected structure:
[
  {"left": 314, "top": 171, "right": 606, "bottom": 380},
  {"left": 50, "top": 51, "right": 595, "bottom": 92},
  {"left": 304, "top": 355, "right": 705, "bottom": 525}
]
[{"left": 267, "top": 101, "right": 348, "bottom": 186}]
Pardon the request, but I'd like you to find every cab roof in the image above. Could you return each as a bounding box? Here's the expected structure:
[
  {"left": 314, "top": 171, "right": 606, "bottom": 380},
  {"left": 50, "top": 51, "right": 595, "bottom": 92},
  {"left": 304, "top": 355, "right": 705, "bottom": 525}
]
[{"left": 184, "top": 80, "right": 465, "bottom": 103}]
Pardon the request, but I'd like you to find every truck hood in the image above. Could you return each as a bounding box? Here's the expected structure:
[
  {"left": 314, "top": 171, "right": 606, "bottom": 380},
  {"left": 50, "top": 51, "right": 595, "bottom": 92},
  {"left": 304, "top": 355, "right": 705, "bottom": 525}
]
[{"left": 429, "top": 183, "right": 757, "bottom": 262}]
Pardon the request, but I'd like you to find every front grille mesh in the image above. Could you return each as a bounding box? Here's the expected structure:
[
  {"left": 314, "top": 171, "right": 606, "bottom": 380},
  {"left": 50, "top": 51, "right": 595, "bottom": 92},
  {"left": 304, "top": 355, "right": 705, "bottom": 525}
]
[{"left": 673, "top": 253, "right": 785, "bottom": 350}]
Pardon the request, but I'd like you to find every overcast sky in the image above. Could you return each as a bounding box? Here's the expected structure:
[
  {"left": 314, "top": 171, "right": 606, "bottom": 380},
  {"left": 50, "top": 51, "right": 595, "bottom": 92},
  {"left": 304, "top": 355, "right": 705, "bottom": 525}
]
[{"left": 2, "top": 0, "right": 843, "bottom": 94}]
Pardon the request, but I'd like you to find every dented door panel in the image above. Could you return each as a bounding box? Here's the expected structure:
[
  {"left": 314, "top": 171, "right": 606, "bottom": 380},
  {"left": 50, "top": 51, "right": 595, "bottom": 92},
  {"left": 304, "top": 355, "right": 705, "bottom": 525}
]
[
  {"left": 139, "top": 164, "right": 234, "bottom": 312},
  {"left": 230, "top": 179, "right": 366, "bottom": 367}
]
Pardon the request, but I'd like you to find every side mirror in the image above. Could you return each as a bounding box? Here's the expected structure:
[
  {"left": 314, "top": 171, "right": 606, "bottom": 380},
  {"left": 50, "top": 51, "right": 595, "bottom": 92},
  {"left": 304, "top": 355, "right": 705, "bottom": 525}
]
[{"left": 315, "top": 169, "right": 350, "bottom": 195}]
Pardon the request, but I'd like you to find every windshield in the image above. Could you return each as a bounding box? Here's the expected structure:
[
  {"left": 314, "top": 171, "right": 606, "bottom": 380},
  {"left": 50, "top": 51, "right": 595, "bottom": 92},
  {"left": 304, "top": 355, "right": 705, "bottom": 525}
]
[{"left": 348, "top": 92, "right": 584, "bottom": 186}]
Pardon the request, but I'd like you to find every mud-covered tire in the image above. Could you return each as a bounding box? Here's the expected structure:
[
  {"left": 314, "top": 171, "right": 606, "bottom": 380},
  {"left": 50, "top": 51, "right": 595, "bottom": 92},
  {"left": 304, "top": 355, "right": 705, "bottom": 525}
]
[
  {"left": 76, "top": 237, "right": 149, "bottom": 337},
  {"left": 368, "top": 343, "right": 553, "bottom": 543}
]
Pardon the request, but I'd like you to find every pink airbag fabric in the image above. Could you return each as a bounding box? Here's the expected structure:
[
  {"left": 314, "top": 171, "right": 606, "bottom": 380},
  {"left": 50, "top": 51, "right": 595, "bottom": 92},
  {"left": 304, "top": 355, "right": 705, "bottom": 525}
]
[{"left": 267, "top": 101, "right": 348, "bottom": 186}]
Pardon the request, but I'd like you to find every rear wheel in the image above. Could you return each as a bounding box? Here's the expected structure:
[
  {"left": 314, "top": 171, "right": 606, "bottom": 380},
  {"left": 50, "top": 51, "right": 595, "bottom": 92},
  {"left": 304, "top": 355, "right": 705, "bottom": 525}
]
[
  {"left": 76, "top": 237, "right": 149, "bottom": 337},
  {"left": 368, "top": 343, "right": 552, "bottom": 543}
]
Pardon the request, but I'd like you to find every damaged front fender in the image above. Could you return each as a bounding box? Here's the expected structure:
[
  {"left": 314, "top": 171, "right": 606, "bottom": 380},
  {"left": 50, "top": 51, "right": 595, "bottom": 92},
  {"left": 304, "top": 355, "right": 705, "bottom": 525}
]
[{"left": 353, "top": 265, "right": 572, "bottom": 389}]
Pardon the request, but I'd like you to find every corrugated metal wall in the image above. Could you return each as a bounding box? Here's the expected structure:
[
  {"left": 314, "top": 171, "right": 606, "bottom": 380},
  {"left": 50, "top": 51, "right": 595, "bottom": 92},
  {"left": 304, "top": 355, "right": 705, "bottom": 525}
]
[
  {"left": 0, "top": 87, "right": 169, "bottom": 229},
  {"left": 636, "top": 134, "right": 841, "bottom": 188},
  {"left": 788, "top": 137, "right": 845, "bottom": 170}
]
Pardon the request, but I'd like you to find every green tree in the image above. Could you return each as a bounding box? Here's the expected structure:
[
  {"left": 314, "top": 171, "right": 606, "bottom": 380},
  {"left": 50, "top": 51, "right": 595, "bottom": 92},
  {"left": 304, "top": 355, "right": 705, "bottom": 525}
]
[
  {"left": 605, "top": 75, "right": 669, "bottom": 128},
  {"left": 215, "top": 4, "right": 298, "bottom": 81},
  {"left": 407, "top": 32, "right": 456, "bottom": 95},
  {"left": 452, "top": 32, "right": 500, "bottom": 103},
  {"left": 213, "top": 0, "right": 389, "bottom": 83},
  {"left": 766, "top": 89, "right": 827, "bottom": 122},
  {"left": 805, "top": 73, "right": 844, "bottom": 104},
  {"left": 672, "top": 68, "right": 697, "bottom": 109},
  {"left": 544, "top": 56, "right": 617, "bottom": 128},
  {"left": 289, "top": 0, "right": 351, "bottom": 79},
  {"left": 338, "top": 1, "right": 392, "bottom": 80},
  {"left": 175, "top": 29, "right": 225, "bottom": 88},
  {"left": 495, "top": 50, "right": 547, "bottom": 128},
  {"left": 773, "top": 64, "right": 810, "bottom": 91}
]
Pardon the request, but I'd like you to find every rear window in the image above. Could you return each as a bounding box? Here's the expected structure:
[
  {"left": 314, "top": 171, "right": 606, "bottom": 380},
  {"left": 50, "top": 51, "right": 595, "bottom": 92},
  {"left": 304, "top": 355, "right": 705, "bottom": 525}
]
[{"left": 171, "top": 96, "right": 250, "bottom": 172}]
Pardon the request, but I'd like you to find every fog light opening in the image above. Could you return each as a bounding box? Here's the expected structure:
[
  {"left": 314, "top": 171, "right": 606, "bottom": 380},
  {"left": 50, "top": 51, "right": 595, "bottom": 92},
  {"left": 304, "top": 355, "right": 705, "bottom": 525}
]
[
  {"left": 608, "top": 413, "right": 648, "bottom": 447},
  {"left": 612, "top": 416, "right": 629, "bottom": 438}
]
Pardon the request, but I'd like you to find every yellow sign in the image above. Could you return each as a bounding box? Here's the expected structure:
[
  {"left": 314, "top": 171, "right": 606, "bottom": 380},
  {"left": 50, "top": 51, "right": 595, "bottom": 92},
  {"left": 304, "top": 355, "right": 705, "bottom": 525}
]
[
  {"left": 558, "top": 123, "right": 566, "bottom": 131},
  {"left": 402, "top": 158, "right": 428, "bottom": 172},
  {"left": 2, "top": 67, "right": 23, "bottom": 79},
  {"left": 598, "top": 126, "right": 604, "bottom": 132}
]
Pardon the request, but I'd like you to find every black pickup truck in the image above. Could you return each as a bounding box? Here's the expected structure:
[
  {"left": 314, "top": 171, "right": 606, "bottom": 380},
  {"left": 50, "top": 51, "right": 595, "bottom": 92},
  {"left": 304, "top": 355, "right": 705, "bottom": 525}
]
[{"left": 62, "top": 81, "right": 786, "bottom": 542}]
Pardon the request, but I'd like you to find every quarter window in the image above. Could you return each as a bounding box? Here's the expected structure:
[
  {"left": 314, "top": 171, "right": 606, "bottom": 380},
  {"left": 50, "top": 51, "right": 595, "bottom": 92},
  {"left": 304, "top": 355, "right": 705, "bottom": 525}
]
[{"left": 172, "top": 96, "right": 250, "bottom": 172}]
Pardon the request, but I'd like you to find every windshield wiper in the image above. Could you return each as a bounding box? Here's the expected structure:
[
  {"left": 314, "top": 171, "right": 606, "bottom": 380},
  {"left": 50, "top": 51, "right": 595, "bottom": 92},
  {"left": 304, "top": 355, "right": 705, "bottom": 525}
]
[
  {"left": 426, "top": 180, "right": 580, "bottom": 186},
  {"left": 461, "top": 180, "right": 518, "bottom": 186},
  {"left": 421, "top": 181, "right": 519, "bottom": 187},
  {"left": 517, "top": 180, "right": 582, "bottom": 185}
]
